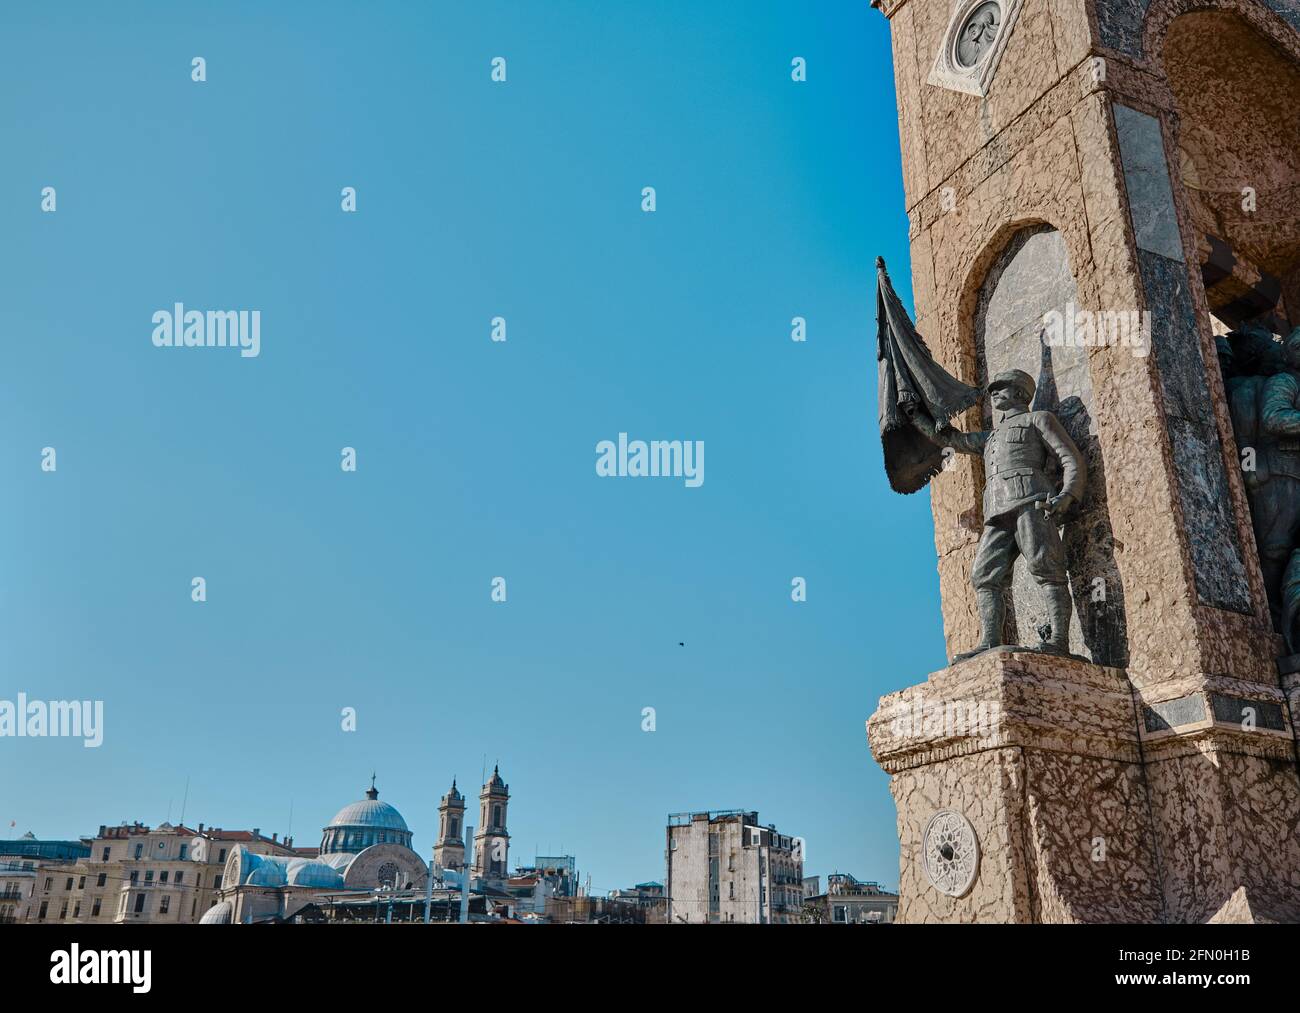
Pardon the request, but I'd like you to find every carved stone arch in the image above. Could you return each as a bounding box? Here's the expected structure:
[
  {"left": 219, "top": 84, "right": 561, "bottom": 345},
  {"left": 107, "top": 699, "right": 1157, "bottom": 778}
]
[
  {"left": 1097, "top": 0, "right": 1300, "bottom": 59},
  {"left": 1140, "top": 0, "right": 1300, "bottom": 68},
  {"left": 955, "top": 216, "right": 1060, "bottom": 387}
]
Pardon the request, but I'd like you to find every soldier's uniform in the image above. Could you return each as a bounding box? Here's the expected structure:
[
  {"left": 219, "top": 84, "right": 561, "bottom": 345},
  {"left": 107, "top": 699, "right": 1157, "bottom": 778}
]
[
  {"left": 946, "top": 407, "right": 1086, "bottom": 591},
  {"left": 1255, "top": 369, "right": 1300, "bottom": 620},
  {"left": 935, "top": 369, "right": 1087, "bottom": 654}
]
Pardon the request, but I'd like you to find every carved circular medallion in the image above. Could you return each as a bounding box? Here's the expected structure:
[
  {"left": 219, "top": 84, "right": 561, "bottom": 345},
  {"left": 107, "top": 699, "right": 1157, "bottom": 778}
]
[
  {"left": 922, "top": 810, "right": 980, "bottom": 897},
  {"left": 954, "top": 1, "right": 1002, "bottom": 69}
]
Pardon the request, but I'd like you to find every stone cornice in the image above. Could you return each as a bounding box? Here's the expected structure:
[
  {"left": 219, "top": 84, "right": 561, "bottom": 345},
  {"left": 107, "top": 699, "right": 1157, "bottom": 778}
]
[
  {"left": 867, "top": 650, "right": 1300, "bottom": 774},
  {"left": 866, "top": 650, "right": 1141, "bottom": 774}
]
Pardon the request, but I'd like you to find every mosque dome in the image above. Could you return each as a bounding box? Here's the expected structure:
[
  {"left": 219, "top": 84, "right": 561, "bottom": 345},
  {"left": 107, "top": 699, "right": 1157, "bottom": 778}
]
[
  {"left": 200, "top": 900, "right": 233, "bottom": 924},
  {"left": 327, "top": 799, "right": 409, "bottom": 832},
  {"left": 285, "top": 857, "right": 345, "bottom": 889},
  {"left": 320, "top": 779, "right": 414, "bottom": 854},
  {"left": 245, "top": 860, "right": 288, "bottom": 887}
]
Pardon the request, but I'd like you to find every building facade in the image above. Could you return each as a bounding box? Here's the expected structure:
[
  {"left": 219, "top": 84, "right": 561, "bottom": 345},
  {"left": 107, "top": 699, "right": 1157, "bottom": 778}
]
[
  {"left": 803, "top": 873, "right": 899, "bottom": 924},
  {"left": 665, "top": 810, "right": 804, "bottom": 924},
  {"left": 9, "top": 823, "right": 301, "bottom": 924},
  {"left": 0, "top": 834, "right": 91, "bottom": 924}
]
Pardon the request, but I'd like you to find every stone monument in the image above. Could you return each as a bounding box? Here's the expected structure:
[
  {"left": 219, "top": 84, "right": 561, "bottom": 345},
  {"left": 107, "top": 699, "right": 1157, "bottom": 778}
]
[{"left": 866, "top": 0, "right": 1300, "bottom": 922}]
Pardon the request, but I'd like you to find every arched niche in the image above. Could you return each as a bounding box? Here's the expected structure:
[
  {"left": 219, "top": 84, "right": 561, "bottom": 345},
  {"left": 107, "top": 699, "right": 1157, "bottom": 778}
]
[
  {"left": 1162, "top": 7, "right": 1300, "bottom": 329},
  {"left": 972, "top": 224, "right": 1128, "bottom": 666}
]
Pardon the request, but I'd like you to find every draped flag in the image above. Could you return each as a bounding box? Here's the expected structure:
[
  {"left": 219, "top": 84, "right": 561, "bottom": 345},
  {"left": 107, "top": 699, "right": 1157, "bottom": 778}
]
[{"left": 876, "top": 256, "right": 981, "bottom": 494}]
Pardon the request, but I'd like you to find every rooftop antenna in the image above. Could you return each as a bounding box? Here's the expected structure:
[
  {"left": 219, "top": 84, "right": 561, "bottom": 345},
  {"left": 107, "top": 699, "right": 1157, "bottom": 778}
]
[
  {"left": 179, "top": 775, "right": 190, "bottom": 828},
  {"left": 287, "top": 799, "right": 294, "bottom": 839}
]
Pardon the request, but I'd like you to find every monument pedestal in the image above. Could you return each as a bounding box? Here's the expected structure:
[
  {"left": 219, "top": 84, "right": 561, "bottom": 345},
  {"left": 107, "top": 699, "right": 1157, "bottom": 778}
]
[{"left": 867, "top": 650, "right": 1300, "bottom": 922}]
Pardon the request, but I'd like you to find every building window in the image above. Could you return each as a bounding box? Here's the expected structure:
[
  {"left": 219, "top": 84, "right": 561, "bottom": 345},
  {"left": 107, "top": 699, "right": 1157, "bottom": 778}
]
[
  {"left": 160, "top": 895, "right": 170, "bottom": 915},
  {"left": 38, "top": 901, "right": 48, "bottom": 920},
  {"left": 59, "top": 901, "right": 68, "bottom": 919},
  {"left": 43, "top": 877, "right": 52, "bottom": 892},
  {"left": 92, "top": 898, "right": 101, "bottom": 917},
  {"left": 175, "top": 871, "right": 183, "bottom": 885},
  {"left": 129, "top": 871, "right": 139, "bottom": 884},
  {"left": 492, "top": 805, "right": 501, "bottom": 828},
  {"left": 160, "top": 871, "right": 168, "bottom": 883},
  {"left": 179, "top": 844, "right": 188, "bottom": 860},
  {"left": 133, "top": 843, "right": 143, "bottom": 859},
  {"left": 101, "top": 847, "right": 110, "bottom": 861},
  {"left": 144, "top": 871, "right": 153, "bottom": 883},
  {"left": 73, "top": 902, "right": 81, "bottom": 918},
  {"left": 133, "top": 893, "right": 146, "bottom": 914},
  {"left": 65, "top": 877, "right": 73, "bottom": 890},
  {"left": 96, "top": 873, "right": 106, "bottom": 887},
  {"left": 213, "top": 875, "right": 222, "bottom": 890},
  {"left": 77, "top": 876, "right": 85, "bottom": 889},
  {"left": 217, "top": 849, "right": 226, "bottom": 863}
]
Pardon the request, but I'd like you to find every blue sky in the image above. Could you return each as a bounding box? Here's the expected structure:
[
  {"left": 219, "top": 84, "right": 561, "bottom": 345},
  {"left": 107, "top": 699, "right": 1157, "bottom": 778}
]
[{"left": 0, "top": 0, "right": 945, "bottom": 894}]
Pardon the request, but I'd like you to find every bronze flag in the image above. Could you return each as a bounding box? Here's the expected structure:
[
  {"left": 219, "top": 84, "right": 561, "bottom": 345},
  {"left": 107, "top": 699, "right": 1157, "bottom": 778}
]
[{"left": 876, "top": 256, "right": 981, "bottom": 493}]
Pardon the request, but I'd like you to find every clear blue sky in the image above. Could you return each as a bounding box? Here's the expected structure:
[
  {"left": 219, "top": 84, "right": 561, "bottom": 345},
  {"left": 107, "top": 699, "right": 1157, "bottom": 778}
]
[{"left": 0, "top": 0, "right": 946, "bottom": 895}]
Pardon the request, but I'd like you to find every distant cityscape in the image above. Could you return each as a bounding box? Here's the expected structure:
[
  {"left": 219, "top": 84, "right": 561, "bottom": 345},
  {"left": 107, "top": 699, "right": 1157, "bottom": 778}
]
[{"left": 2, "top": 772, "right": 897, "bottom": 925}]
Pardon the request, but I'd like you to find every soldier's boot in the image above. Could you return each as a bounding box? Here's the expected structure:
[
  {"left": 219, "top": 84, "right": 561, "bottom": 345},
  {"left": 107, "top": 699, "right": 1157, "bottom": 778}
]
[
  {"left": 953, "top": 589, "right": 1004, "bottom": 663},
  {"left": 1036, "top": 584, "right": 1072, "bottom": 655}
]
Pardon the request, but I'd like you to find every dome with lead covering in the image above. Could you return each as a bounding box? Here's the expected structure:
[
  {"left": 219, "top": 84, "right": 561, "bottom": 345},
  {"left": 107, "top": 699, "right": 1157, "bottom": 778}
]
[
  {"left": 200, "top": 900, "right": 233, "bottom": 924},
  {"left": 285, "top": 856, "right": 345, "bottom": 889},
  {"left": 320, "top": 779, "right": 414, "bottom": 854},
  {"left": 245, "top": 859, "right": 288, "bottom": 887}
]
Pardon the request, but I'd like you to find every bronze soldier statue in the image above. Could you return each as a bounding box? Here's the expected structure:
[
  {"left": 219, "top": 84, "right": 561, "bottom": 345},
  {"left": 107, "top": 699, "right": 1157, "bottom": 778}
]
[
  {"left": 1254, "top": 332, "right": 1300, "bottom": 631},
  {"left": 907, "top": 369, "right": 1088, "bottom": 660}
]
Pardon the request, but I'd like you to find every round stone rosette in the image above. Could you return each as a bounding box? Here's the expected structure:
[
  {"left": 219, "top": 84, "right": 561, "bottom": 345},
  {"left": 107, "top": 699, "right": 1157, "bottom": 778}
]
[{"left": 922, "top": 809, "right": 980, "bottom": 897}]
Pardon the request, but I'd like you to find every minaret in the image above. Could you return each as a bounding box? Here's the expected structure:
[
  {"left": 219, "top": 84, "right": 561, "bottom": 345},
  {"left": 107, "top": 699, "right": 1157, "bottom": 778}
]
[
  {"left": 433, "top": 778, "right": 465, "bottom": 873},
  {"left": 472, "top": 765, "right": 509, "bottom": 883}
]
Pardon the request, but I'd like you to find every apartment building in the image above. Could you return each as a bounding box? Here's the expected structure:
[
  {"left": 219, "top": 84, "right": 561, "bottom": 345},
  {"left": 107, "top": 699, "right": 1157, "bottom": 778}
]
[
  {"left": 803, "top": 873, "right": 899, "bottom": 924},
  {"left": 23, "top": 821, "right": 305, "bottom": 924},
  {"left": 0, "top": 834, "right": 91, "bottom": 924},
  {"left": 665, "top": 810, "right": 804, "bottom": 924}
]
